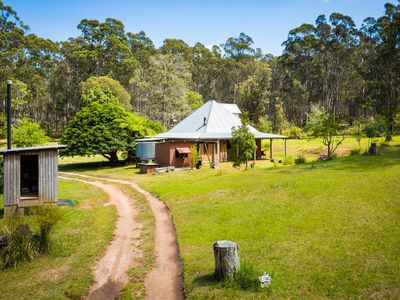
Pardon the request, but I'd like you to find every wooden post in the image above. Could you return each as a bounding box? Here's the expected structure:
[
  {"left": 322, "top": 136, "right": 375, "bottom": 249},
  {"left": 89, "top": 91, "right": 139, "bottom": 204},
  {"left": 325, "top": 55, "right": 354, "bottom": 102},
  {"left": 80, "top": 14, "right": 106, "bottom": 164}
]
[
  {"left": 270, "top": 139, "right": 273, "bottom": 160},
  {"left": 284, "top": 138, "right": 287, "bottom": 158},
  {"left": 213, "top": 240, "right": 240, "bottom": 280},
  {"left": 211, "top": 143, "right": 215, "bottom": 168},
  {"left": 217, "top": 140, "right": 220, "bottom": 165}
]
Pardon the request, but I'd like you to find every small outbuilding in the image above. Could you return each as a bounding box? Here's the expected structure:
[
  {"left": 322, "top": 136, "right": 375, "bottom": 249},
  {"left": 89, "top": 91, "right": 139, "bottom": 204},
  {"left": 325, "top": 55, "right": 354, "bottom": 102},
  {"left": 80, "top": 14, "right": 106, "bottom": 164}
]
[{"left": 1, "top": 145, "right": 66, "bottom": 216}]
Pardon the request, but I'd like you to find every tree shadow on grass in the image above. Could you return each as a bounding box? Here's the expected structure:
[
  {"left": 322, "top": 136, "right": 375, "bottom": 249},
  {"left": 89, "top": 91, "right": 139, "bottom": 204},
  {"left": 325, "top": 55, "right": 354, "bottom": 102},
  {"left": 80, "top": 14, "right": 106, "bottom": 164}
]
[
  {"left": 192, "top": 273, "right": 220, "bottom": 287},
  {"left": 59, "top": 160, "right": 140, "bottom": 174}
]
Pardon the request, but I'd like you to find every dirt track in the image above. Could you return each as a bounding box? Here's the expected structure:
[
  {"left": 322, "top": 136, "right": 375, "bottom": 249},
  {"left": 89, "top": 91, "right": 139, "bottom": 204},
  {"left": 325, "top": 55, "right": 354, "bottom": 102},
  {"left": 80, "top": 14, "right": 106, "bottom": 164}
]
[{"left": 60, "top": 172, "right": 184, "bottom": 300}]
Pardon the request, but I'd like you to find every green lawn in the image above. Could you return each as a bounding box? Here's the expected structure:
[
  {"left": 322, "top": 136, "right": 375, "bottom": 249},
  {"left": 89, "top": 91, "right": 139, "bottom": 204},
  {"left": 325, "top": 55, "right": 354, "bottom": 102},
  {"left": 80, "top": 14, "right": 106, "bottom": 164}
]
[
  {"left": 61, "top": 137, "right": 400, "bottom": 299},
  {"left": 0, "top": 179, "right": 117, "bottom": 300},
  {"left": 1, "top": 137, "right": 399, "bottom": 299},
  {"left": 264, "top": 135, "right": 375, "bottom": 161}
]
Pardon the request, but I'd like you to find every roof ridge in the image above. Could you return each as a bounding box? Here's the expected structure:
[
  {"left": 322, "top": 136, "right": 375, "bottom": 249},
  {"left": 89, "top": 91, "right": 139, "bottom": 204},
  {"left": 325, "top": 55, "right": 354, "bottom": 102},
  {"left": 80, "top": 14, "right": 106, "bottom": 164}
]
[{"left": 204, "top": 100, "right": 215, "bottom": 132}]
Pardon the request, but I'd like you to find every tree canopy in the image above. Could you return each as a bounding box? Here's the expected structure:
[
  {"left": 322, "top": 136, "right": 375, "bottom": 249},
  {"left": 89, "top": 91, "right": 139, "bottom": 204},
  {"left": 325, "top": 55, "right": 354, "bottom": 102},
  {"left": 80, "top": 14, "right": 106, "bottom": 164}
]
[
  {"left": 12, "top": 118, "right": 50, "bottom": 148},
  {"left": 231, "top": 125, "right": 257, "bottom": 169},
  {"left": 0, "top": 1, "right": 399, "bottom": 140}
]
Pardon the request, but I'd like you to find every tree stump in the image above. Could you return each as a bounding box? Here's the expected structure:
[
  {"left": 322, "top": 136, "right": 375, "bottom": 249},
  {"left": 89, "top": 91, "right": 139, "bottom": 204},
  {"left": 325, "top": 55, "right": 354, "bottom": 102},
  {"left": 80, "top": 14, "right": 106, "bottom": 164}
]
[
  {"left": 368, "top": 142, "right": 379, "bottom": 155},
  {"left": 213, "top": 240, "right": 240, "bottom": 280}
]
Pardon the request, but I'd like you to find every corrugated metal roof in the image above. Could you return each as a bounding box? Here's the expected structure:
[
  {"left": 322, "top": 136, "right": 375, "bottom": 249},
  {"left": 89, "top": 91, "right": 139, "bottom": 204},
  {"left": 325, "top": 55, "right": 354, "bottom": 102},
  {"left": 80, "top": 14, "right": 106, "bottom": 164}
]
[
  {"left": 0, "top": 145, "right": 66, "bottom": 154},
  {"left": 142, "top": 100, "right": 287, "bottom": 141},
  {"left": 221, "top": 103, "right": 241, "bottom": 114}
]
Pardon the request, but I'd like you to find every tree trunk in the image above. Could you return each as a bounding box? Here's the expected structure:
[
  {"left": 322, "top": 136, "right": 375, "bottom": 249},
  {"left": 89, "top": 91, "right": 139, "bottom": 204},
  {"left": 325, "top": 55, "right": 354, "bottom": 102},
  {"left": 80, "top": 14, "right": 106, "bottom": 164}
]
[
  {"left": 108, "top": 151, "right": 119, "bottom": 164},
  {"left": 213, "top": 240, "right": 240, "bottom": 280}
]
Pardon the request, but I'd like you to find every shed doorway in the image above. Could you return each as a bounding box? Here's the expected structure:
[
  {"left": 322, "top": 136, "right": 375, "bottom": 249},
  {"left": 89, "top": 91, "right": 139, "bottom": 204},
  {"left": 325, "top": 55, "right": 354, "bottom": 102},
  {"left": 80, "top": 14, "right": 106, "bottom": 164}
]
[{"left": 20, "top": 155, "right": 39, "bottom": 199}]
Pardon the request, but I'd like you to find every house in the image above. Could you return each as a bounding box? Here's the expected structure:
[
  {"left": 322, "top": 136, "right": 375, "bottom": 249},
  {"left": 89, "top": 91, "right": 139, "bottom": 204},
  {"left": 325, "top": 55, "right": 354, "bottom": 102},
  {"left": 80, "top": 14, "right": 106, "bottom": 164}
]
[
  {"left": 0, "top": 145, "right": 66, "bottom": 216},
  {"left": 136, "top": 100, "right": 287, "bottom": 168}
]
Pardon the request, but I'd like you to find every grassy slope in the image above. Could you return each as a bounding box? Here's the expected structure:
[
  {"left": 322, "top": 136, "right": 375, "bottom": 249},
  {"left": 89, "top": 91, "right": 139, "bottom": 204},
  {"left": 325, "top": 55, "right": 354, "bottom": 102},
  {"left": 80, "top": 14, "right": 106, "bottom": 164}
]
[
  {"left": 138, "top": 144, "right": 400, "bottom": 299},
  {"left": 0, "top": 180, "right": 117, "bottom": 300},
  {"left": 61, "top": 138, "right": 400, "bottom": 299},
  {"left": 264, "top": 135, "right": 374, "bottom": 160}
]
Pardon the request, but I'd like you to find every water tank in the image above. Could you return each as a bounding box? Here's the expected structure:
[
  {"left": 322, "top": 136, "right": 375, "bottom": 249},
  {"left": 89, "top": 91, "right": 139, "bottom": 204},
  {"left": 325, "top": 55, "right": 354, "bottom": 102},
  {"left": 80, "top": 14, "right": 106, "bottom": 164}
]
[{"left": 136, "top": 142, "right": 155, "bottom": 160}]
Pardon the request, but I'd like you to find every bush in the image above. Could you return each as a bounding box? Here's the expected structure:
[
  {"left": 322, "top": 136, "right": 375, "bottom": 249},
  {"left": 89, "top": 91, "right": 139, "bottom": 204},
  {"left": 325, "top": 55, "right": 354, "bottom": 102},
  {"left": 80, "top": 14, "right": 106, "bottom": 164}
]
[
  {"left": 282, "top": 125, "right": 303, "bottom": 139},
  {"left": 0, "top": 205, "right": 62, "bottom": 269},
  {"left": 230, "top": 262, "right": 261, "bottom": 292},
  {"left": 12, "top": 118, "right": 50, "bottom": 148},
  {"left": 283, "top": 156, "right": 294, "bottom": 165},
  {"left": 350, "top": 148, "right": 361, "bottom": 156},
  {"left": 341, "top": 124, "right": 363, "bottom": 136},
  {"left": 191, "top": 144, "right": 199, "bottom": 169},
  {"left": 329, "top": 153, "right": 338, "bottom": 160},
  {"left": 294, "top": 155, "right": 306, "bottom": 164},
  {"left": 27, "top": 205, "right": 63, "bottom": 253},
  {"left": 0, "top": 220, "right": 39, "bottom": 269}
]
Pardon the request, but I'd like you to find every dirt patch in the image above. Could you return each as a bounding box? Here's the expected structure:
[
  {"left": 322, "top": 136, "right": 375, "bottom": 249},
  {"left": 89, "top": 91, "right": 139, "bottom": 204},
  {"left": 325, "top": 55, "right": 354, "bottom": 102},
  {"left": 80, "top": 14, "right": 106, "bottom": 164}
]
[
  {"left": 59, "top": 175, "right": 143, "bottom": 300},
  {"left": 60, "top": 172, "right": 184, "bottom": 300}
]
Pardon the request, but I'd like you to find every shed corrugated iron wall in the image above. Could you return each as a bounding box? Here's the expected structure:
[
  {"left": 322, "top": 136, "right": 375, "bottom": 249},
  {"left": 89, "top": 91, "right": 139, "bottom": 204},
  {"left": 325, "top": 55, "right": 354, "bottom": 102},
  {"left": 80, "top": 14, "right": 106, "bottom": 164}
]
[
  {"left": 3, "top": 153, "right": 20, "bottom": 206},
  {"left": 39, "top": 150, "right": 58, "bottom": 203},
  {"left": 3, "top": 149, "right": 58, "bottom": 206}
]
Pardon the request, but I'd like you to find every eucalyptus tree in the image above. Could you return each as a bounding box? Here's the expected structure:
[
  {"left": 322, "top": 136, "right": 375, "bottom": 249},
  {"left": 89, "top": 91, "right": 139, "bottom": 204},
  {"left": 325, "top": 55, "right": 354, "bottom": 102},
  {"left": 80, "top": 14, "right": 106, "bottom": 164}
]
[{"left": 130, "top": 54, "right": 191, "bottom": 128}]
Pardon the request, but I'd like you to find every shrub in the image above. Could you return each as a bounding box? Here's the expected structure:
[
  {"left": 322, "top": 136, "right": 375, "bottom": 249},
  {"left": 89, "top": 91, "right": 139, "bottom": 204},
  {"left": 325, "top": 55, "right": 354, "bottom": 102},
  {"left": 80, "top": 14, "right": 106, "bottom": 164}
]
[
  {"left": 231, "top": 262, "right": 261, "bottom": 292},
  {"left": 341, "top": 124, "right": 363, "bottom": 135},
  {"left": 12, "top": 118, "right": 50, "bottom": 148},
  {"left": 282, "top": 125, "right": 303, "bottom": 139},
  {"left": 350, "top": 148, "right": 361, "bottom": 156},
  {"left": 283, "top": 156, "right": 294, "bottom": 165},
  {"left": 294, "top": 155, "right": 306, "bottom": 164},
  {"left": 0, "top": 205, "right": 62, "bottom": 269},
  {"left": 363, "top": 116, "right": 386, "bottom": 140},
  {"left": 191, "top": 144, "right": 199, "bottom": 168},
  {"left": 28, "top": 205, "right": 63, "bottom": 253},
  {"left": 0, "top": 219, "right": 39, "bottom": 269},
  {"left": 329, "top": 153, "right": 337, "bottom": 160}
]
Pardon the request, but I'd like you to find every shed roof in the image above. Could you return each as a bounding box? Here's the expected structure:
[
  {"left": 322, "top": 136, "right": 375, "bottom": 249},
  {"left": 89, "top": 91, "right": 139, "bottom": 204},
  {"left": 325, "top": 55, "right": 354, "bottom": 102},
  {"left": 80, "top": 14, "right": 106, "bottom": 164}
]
[
  {"left": 138, "top": 100, "right": 287, "bottom": 142},
  {"left": 0, "top": 145, "right": 66, "bottom": 154}
]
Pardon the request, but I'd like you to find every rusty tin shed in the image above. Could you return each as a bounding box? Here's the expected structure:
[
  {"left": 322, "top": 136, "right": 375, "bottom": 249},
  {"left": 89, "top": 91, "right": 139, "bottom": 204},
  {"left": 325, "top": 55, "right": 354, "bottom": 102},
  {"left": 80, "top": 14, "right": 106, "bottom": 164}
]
[{"left": 1, "top": 145, "right": 66, "bottom": 216}]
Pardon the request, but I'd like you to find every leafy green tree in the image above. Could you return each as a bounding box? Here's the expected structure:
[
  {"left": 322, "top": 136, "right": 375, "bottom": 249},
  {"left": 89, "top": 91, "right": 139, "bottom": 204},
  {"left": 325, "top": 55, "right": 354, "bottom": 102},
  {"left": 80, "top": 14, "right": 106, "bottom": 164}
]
[
  {"left": 160, "top": 38, "right": 192, "bottom": 61},
  {"left": 237, "top": 61, "right": 270, "bottom": 123},
  {"left": 363, "top": 116, "right": 386, "bottom": 142},
  {"left": 231, "top": 125, "right": 257, "bottom": 170},
  {"left": 131, "top": 54, "right": 191, "bottom": 128},
  {"left": 127, "top": 30, "right": 157, "bottom": 66},
  {"left": 186, "top": 91, "right": 203, "bottom": 111},
  {"left": 272, "top": 101, "right": 288, "bottom": 134},
  {"left": 61, "top": 102, "right": 133, "bottom": 164},
  {"left": 256, "top": 115, "right": 272, "bottom": 133},
  {"left": 12, "top": 118, "right": 50, "bottom": 147},
  {"left": 222, "top": 33, "right": 257, "bottom": 60},
  {"left": 81, "top": 85, "right": 119, "bottom": 107},
  {"left": 80, "top": 76, "right": 131, "bottom": 110},
  {"left": 117, "top": 112, "right": 163, "bottom": 161},
  {"left": 308, "top": 113, "right": 344, "bottom": 159}
]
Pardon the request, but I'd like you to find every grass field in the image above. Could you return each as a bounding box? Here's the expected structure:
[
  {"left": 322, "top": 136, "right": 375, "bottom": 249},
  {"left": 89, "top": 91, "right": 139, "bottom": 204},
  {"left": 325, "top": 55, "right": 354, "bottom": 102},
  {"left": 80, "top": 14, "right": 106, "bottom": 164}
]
[
  {"left": 1, "top": 137, "right": 399, "bottom": 298},
  {"left": 59, "top": 137, "right": 400, "bottom": 299},
  {"left": 0, "top": 180, "right": 117, "bottom": 300}
]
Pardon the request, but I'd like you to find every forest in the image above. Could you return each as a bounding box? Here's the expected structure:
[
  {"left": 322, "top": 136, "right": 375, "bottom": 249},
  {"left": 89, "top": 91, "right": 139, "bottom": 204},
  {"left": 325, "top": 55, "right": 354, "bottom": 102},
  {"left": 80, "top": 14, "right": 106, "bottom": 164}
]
[{"left": 0, "top": 1, "right": 399, "bottom": 138}]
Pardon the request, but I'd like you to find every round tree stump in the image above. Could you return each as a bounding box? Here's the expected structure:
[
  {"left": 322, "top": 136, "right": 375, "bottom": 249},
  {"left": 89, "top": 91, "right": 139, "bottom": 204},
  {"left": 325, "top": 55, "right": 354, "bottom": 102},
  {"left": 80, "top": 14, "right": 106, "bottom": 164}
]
[
  {"left": 368, "top": 142, "right": 379, "bottom": 155},
  {"left": 213, "top": 240, "right": 240, "bottom": 280}
]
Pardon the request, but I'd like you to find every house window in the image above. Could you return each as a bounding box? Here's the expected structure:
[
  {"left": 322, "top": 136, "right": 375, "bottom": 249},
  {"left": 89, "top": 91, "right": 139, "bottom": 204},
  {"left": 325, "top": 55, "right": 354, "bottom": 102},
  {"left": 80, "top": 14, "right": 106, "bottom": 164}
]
[
  {"left": 20, "top": 155, "right": 39, "bottom": 199},
  {"left": 175, "top": 147, "right": 191, "bottom": 159}
]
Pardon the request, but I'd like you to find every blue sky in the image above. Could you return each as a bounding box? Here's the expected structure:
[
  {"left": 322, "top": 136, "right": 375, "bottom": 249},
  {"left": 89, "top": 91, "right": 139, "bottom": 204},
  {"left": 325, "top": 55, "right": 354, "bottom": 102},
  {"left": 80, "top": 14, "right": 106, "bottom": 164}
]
[{"left": 7, "top": 0, "right": 392, "bottom": 55}]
